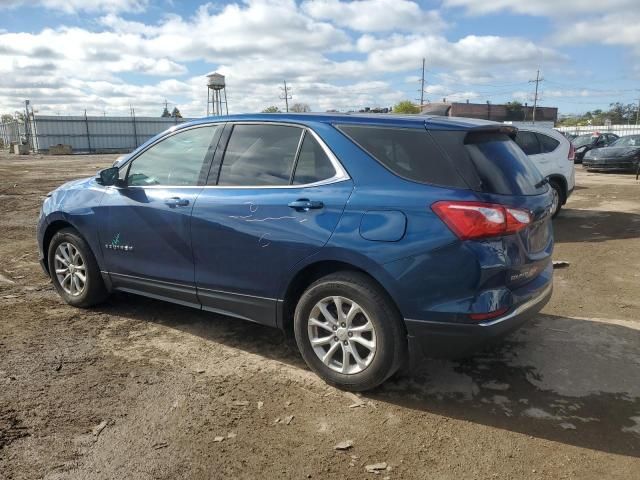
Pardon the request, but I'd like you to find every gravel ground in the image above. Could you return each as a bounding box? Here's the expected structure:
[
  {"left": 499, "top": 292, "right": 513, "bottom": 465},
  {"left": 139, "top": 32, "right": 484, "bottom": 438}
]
[{"left": 0, "top": 152, "right": 639, "bottom": 479}]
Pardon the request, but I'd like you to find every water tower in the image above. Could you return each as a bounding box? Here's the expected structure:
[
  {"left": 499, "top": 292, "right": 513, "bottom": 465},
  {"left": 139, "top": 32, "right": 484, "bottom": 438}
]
[{"left": 206, "top": 72, "right": 228, "bottom": 116}]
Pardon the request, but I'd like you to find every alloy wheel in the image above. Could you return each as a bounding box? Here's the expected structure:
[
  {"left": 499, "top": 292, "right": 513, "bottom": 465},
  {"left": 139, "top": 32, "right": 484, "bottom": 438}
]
[
  {"left": 551, "top": 187, "right": 560, "bottom": 216},
  {"left": 54, "top": 242, "right": 87, "bottom": 297},
  {"left": 307, "top": 296, "right": 377, "bottom": 375}
]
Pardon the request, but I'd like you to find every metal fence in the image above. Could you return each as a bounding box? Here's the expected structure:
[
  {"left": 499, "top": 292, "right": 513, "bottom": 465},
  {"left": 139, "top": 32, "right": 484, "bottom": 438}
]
[
  {"left": 1, "top": 115, "right": 194, "bottom": 153},
  {"left": 556, "top": 125, "right": 640, "bottom": 137},
  {"left": 0, "top": 121, "right": 25, "bottom": 146}
]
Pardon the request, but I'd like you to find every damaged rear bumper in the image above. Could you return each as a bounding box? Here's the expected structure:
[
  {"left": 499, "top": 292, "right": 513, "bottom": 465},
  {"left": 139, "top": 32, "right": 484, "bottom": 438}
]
[{"left": 405, "top": 282, "right": 552, "bottom": 364}]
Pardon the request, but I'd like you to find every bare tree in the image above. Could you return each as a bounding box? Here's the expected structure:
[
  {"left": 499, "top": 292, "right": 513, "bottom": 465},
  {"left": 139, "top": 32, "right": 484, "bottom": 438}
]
[{"left": 290, "top": 103, "right": 311, "bottom": 113}]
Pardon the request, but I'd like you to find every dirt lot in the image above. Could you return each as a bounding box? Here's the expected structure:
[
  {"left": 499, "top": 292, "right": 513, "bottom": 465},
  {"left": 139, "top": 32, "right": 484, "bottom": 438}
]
[{"left": 1, "top": 151, "right": 639, "bottom": 479}]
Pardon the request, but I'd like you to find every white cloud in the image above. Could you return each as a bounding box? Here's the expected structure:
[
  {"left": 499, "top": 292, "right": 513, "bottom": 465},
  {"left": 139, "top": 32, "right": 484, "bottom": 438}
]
[
  {"left": 302, "top": 0, "right": 445, "bottom": 32},
  {"left": 443, "top": 0, "right": 639, "bottom": 16},
  {"left": 0, "top": 0, "right": 569, "bottom": 116},
  {"left": 0, "top": 0, "right": 147, "bottom": 14},
  {"left": 554, "top": 12, "right": 640, "bottom": 54}
]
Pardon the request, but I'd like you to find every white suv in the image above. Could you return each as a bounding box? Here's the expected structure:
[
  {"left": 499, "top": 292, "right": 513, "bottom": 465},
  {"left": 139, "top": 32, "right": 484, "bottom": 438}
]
[{"left": 514, "top": 126, "right": 575, "bottom": 217}]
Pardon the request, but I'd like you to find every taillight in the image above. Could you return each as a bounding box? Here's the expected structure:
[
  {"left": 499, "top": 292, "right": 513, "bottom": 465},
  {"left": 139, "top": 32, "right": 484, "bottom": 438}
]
[
  {"left": 568, "top": 143, "right": 575, "bottom": 162},
  {"left": 431, "top": 201, "right": 531, "bottom": 240}
]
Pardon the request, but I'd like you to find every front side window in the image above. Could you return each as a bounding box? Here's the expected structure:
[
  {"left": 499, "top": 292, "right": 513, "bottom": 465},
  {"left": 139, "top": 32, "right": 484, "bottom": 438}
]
[
  {"left": 218, "top": 124, "right": 302, "bottom": 186},
  {"left": 292, "top": 133, "right": 336, "bottom": 185},
  {"left": 127, "top": 126, "right": 219, "bottom": 187}
]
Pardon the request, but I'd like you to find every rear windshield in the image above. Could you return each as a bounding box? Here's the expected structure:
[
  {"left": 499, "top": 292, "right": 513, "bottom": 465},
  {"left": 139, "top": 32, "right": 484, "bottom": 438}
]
[
  {"left": 336, "top": 125, "right": 467, "bottom": 188},
  {"left": 573, "top": 134, "right": 595, "bottom": 148},
  {"left": 462, "top": 132, "right": 547, "bottom": 196}
]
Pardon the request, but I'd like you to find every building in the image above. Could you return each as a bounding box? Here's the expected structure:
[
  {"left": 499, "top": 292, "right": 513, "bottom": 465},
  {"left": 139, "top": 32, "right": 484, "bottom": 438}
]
[{"left": 421, "top": 101, "right": 558, "bottom": 124}]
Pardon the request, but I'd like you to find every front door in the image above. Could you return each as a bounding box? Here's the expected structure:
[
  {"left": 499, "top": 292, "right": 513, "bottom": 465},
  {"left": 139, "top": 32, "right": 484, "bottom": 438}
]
[
  {"left": 98, "top": 124, "right": 222, "bottom": 307},
  {"left": 191, "top": 123, "right": 353, "bottom": 325}
]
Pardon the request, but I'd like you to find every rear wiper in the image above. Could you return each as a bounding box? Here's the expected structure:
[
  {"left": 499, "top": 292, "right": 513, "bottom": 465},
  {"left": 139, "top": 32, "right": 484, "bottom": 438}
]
[{"left": 535, "top": 177, "right": 549, "bottom": 189}]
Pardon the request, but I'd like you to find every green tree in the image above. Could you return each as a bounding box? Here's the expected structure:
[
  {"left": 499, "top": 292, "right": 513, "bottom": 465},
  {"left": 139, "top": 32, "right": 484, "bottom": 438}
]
[
  {"left": 290, "top": 103, "right": 311, "bottom": 113},
  {"left": 504, "top": 101, "right": 524, "bottom": 121},
  {"left": 1, "top": 114, "right": 14, "bottom": 123},
  {"left": 170, "top": 107, "right": 182, "bottom": 118},
  {"left": 393, "top": 100, "right": 420, "bottom": 114},
  {"left": 262, "top": 106, "right": 281, "bottom": 113}
]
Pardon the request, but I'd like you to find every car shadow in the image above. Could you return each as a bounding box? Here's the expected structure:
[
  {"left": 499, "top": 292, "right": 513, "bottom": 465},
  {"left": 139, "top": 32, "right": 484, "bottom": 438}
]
[
  {"left": 95, "top": 294, "right": 640, "bottom": 458},
  {"left": 554, "top": 208, "right": 640, "bottom": 243}
]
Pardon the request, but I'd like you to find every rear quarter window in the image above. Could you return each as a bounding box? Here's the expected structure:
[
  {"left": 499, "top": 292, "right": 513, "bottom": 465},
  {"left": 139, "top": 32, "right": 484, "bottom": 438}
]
[
  {"left": 336, "top": 125, "right": 466, "bottom": 188},
  {"left": 515, "top": 130, "right": 541, "bottom": 155},
  {"left": 536, "top": 133, "right": 560, "bottom": 153}
]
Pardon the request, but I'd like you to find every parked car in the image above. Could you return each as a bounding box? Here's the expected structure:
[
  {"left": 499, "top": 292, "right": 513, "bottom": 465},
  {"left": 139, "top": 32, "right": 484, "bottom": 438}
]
[
  {"left": 583, "top": 134, "right": 640, "bottom": 172},
  {"left": 37, "top": 114, "right": 554, "bottom": 391},
  {"left": 558, "top": 131, "right": 576, "bottom": 142},
  {"left": 514, "top": 126, "right": 575, "bottom": 217},
  {"left": 573, "top": 132, "right": 619, "bottom": 163}
]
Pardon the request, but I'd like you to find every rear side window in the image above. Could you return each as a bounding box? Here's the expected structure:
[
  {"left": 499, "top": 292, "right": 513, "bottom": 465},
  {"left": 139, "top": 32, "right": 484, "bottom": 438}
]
[
  {"left": 536, "top": 133, "right": 560, "bottom": 153},
  {"left": 463, "top": 132, "right": 546, "bottom": 196},
  {"left": 292, "top": 133, "right": 336, "bottom": 185},
  {"left": 515, "top": 131, "right": 541, "bottom": 155},
  {"left": 336, "top": 125, "right": 466, "bottom": 188},
  {"left": 218, "top": 124, "right": 302, "bottom": 186}
]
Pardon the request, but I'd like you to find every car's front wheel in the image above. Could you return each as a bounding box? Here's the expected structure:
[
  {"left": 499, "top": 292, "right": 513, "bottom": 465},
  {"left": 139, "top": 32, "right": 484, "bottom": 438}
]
[
  {"left": 48, "top": 228, "right": 108, "bottom": 308},
  {"left": 293, "top": 271, "right": 405, "bottom": 391}
]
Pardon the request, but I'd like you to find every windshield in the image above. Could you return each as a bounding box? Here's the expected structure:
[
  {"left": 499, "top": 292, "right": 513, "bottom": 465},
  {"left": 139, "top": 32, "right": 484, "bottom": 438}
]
[
  {"left": 573, "top": 134, "right": 595, "bottom": 148},
  {"left": 610, "top": 135, "right": 640, "bottom": 147}
]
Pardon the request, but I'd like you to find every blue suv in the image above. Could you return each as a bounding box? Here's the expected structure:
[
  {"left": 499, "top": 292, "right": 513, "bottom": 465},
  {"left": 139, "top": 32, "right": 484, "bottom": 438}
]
[{"left": 37, "top": 114, "right": 554, "bottom": 391}]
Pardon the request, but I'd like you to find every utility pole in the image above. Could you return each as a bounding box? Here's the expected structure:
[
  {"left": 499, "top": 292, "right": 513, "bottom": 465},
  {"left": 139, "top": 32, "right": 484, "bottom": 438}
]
[
  {"left": 420, "top": 58, "right": 425, "bottom": 108},
  {"left": 529, "top": 69, "right": 544, "bottom": 124},
  {"left": 280, "top": 80, "right": 292, "bottom": 113}
]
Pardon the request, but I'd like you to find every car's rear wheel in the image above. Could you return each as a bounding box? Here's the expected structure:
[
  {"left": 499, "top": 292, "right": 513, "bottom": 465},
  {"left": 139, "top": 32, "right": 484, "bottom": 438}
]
[
  {"left": 293, "top": 271, "right": 405, "bottom": 391},
  {"left": 549, "top": 180, "right": 564, "bottom": 218},
  {"left": 48, "top": 228, "right": 108, "bottom": 308}
]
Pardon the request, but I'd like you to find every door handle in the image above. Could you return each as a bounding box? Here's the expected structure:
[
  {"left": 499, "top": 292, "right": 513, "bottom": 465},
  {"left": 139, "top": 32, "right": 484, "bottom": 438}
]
[
  {"left": 288, "top": 199, "right": 324, "bottom": 211},
  {"left": 165, "top": 197, "right": 190, "bottom": 207}
]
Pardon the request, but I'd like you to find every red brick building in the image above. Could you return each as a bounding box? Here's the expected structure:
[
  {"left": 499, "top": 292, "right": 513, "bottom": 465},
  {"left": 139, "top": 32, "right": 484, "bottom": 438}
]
[{"left": 421, "top": 101, "right": 558, "bottom": 123}]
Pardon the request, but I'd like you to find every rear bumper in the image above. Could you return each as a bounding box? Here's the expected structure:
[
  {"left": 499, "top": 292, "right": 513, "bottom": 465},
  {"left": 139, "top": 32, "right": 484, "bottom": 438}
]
[{"left": 405, "top": 281, "right": 552, "bottom": 362}]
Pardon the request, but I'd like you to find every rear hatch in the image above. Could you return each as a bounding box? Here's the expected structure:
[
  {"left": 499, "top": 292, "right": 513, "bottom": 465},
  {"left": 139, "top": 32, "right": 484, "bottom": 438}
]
[{"left": 430, "top": 126, "right": 553, "bottom": 288}]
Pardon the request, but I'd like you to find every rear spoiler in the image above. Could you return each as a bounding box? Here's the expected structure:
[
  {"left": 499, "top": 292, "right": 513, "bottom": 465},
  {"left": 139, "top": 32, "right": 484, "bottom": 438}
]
[{"left": 464, "top": 125, "right": 518, "bottom": 143}]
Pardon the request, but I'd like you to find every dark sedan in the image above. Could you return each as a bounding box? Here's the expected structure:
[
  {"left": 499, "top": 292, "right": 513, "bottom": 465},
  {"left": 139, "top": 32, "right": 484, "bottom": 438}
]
[
  {"left": 573, "top": 132, "right": 619, "bottom": 163},
  {"left": 583, "top": 135, "right": 640, "bottom": 172}
]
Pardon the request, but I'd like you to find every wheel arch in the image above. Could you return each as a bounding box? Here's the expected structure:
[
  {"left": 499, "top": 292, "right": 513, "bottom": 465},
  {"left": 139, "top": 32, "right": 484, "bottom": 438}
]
[
  {"left": 42, "top": 219, "right": 77, "bottom": 273},
  {"left": 278, "top": 257, "right": 404, "bottom": 338},
  {"left": 548, "top": 174, "right": 568, "bottom": 204}
]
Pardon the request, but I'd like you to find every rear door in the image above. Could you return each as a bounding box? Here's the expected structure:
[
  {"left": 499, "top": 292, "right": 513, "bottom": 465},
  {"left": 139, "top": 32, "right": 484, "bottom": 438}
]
[
  {"left": 191, "top": 123, "right": 353, "bottom": 326},
  {"left": 515, "top": 129, "right": 549, "bottom": 175},
  {"left": 534, "top": 131, "right": 561, "bottom": 176}
]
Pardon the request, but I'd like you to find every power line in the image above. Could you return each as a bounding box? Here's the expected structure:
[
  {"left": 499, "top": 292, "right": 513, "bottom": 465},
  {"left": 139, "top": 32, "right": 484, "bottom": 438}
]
[{"left": 280, "top": 80, "right": 292, "bottom": 113}]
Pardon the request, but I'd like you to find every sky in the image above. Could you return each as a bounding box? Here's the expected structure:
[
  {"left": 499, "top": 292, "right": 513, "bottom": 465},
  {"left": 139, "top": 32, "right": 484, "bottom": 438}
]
[{"left": 0, "top": 0, "right": 638, "bottom": 118}]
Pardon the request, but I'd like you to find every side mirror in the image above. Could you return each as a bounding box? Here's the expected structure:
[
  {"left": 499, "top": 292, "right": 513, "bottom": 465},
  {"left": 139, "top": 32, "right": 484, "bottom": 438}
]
[{"left": 97, "top": 167, "right": 122, "bottom": 186}]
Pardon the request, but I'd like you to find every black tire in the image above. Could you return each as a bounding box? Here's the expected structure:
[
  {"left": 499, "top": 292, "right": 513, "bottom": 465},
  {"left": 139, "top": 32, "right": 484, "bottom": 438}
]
[
  {"left": 549, "top": 179, "right": 565, "bottom": 218},
  {"left": 293, "top": 271, "right": 406, "bottom": 391},
  {"left": 47, "top": 227, "right": 108, "bottom": 308}
]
